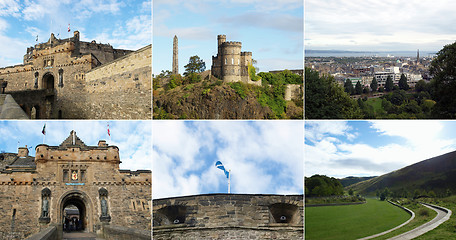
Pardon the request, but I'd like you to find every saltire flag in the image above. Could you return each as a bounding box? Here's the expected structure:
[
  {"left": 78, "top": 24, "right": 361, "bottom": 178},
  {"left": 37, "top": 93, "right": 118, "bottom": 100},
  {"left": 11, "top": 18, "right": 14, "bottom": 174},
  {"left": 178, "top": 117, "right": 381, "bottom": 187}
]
[
  {"left": 215, "top": 161, "right": 229, "bottom": 179},
  {"left": 68, "top": 24, "right": 70, "bottom": 32},
  {"left": 36, "top": 35, "right": 38, "bottom": 41},
  {"left": 107, "top": 123, "right": 110, "bottom": 136},
  {"left": 42, "top": 124, "right": 46, "bottom": 135}
]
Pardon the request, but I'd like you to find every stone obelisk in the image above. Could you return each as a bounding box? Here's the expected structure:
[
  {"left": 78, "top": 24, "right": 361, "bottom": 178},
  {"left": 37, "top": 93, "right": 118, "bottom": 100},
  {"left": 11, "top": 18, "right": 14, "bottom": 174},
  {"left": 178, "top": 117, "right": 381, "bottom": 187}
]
[{"left": 173, "top": 35, "right": 178, "bottom": 75}]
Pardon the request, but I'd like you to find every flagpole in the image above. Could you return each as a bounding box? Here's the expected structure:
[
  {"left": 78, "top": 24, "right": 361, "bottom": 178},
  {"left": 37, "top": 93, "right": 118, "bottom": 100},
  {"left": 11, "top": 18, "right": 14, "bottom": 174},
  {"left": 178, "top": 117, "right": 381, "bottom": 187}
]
[{"left": 228, "top": 169, "right": 231, "bottom": 194}]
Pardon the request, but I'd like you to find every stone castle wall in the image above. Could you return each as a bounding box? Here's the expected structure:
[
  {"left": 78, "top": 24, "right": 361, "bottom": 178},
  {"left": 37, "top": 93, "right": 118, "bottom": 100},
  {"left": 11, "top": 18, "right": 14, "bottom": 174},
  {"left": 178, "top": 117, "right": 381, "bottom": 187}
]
[
  {"left": 0, "top": 182, "right": 151, "bottom": 239},
  {"left": 71, "top": 45, "right": 152, "bottom": 119},
  {"left": 153, "top": 194, "right": 303, "bottom": 240}
]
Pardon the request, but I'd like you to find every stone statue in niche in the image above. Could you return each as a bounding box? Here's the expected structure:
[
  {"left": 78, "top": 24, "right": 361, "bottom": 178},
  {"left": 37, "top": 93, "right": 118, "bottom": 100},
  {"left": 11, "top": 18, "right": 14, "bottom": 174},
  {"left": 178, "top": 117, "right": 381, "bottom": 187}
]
[
  {"left": 42, "top": 198, "right": 49, "bottom": 217},
  {"left": 101, "top": 198, "right": 108, "bottom": 216}
]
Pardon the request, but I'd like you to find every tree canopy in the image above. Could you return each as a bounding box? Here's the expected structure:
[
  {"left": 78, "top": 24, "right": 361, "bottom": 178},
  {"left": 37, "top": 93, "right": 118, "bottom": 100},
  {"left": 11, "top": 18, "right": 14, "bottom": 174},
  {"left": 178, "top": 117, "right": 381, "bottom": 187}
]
[
  {"left": 305, "top": 68, "right": 362, "bottom": 119},
  {"left": 385, "top": 76, "right": 394, "bottom": 92},
  {"left": 429, "top": 41, "right": 456, "bottom": 118},
  {"left": 370, "top": 77, "right": 378, "bottom": 92},
  {"left": 305, "top": 174, "right": 344, "bottom": 197},
  {"left": 399, "top": 74, "right": 409, "bottom": 90},
  {"left": 184, "top": 55, "right": 206, "bottom": 76}
]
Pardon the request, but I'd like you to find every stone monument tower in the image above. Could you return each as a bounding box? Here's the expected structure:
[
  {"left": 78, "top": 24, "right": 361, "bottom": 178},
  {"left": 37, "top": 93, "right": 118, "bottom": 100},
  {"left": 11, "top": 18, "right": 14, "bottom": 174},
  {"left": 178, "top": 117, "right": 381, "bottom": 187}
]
[{"left": 173, "top": 35, "right": 178, "bottom": 74}]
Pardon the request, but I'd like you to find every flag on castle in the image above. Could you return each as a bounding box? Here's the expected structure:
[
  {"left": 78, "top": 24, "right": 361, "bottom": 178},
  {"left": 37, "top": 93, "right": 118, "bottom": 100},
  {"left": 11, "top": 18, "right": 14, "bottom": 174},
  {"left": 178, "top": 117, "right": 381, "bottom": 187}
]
[
  {"left": 42, "top": 124, "right": 46, "bottom": 135},
  {"left": 107, "top": 123, "right": 110, "bottom": 136},
  {"left": 215, "top": 161, "right": 229, "bottom": 179},
  {"left": 36, "top": 35, "right": 38, "bottom": 42},
  {"left": 68, "top": 24, "right": 70, "bottom": 32}
]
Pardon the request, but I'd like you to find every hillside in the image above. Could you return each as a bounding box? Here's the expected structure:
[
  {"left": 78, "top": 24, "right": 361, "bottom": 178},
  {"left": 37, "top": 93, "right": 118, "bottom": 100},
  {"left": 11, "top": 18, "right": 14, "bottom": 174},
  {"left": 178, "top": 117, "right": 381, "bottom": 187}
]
[
  {"left": 339, "top": 176, "right": 376, "bottom": 187},
  {"left": 153, "top": 72, "right": 303, "bottom": 119},
  {"left": 348, "top": 150, "right": 456, "bottom": 196}
]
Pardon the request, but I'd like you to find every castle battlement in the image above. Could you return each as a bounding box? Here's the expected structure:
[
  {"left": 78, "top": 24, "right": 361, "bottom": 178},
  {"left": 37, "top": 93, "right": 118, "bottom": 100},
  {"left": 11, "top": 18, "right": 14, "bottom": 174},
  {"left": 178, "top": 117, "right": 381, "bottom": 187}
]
[
  {"left": 222, "top": 41, "right": 242, "bottom": 46},
  {"left": 241, "top": 51, "right": 252, "bottom": 56}
]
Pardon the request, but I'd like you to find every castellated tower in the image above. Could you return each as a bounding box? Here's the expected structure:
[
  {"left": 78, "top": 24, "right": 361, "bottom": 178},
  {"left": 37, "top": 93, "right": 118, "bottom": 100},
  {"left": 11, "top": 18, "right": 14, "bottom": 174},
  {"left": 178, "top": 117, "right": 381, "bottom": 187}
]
[
  {"left": 173, "top": 35, "right": 178, "bottom": 74},
  {"left": 211, "top": 34, "right": 256, "bottom": 84}
]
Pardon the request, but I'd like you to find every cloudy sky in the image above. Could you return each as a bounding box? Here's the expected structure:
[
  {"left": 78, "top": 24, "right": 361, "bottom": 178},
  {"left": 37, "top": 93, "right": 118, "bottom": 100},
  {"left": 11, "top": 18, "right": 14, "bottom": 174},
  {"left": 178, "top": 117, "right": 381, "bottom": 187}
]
[
  {"left": 0, "top": 121, "right": 152, "bottom": 171},
  {"left": 0, "top": 0, "right": 151, "bottom": 67},
  {"left": 306, "top": 0, "right": 456, "bottom": 52},
  {"left": 306, "top": 121, "right": 456, "bottom": 178},
  {"left": 153, "top": 121, "right": 304, "bottom": 199},
  {"left": 153, "top": 0, "right": 303, "bottom": 75}
]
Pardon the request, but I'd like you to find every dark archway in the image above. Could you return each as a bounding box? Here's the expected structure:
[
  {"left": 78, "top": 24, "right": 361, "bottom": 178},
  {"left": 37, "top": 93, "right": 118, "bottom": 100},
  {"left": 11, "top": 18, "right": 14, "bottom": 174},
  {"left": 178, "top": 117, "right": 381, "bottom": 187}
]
[
  {"left": 58, "top": 191, "right": 93, "bottom": 233},
  {"left": 42, "top": 72, "right": 55, "bottom": 89}
]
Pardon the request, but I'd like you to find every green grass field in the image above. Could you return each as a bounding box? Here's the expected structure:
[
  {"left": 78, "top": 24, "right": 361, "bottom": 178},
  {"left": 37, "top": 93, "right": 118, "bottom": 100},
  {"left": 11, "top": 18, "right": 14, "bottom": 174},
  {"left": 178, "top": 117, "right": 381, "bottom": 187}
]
[
  {"left": 305, "top": 199, "right": 411, "bottom": 240},
  {"left": 414, "top": 196, "right": 456, "bottom": 240},
  {"left": 366, "top": 97, "right": 383, "bottom": 113}
]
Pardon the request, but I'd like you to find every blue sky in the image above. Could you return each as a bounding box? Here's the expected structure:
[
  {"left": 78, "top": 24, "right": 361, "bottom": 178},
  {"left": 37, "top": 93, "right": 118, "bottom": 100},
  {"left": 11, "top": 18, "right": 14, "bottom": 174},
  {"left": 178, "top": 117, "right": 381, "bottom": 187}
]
[
  {"left": 0, "top": 0, "right": 151, "bottom": 67},
  {"left": 153, "top": 121, "right": 304, "bottom": 199},
  {"left": 306, "top": 0, "right": 456, "bottom": 52},
  {"left": 153, "top": 0, "right": 303, "bottom": 75},
  {"left": 306, "top": 121, "right": 456, "bottom": 178},
  {"left": 0, "top": 120, "right": 152, "bottom": 171}
]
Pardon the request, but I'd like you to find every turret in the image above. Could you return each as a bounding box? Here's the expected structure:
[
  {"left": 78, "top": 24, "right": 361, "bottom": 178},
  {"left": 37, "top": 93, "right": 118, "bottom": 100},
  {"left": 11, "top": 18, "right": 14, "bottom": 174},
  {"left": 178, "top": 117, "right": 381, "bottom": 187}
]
[{"left": 217, "top": 35, "right": 226, "bottom": 48}]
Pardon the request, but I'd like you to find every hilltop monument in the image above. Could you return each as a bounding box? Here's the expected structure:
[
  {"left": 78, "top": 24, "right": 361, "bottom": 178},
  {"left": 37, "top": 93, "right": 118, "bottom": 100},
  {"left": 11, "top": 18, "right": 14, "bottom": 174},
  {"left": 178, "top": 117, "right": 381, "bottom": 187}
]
[
  {"left": 173, "top": 35, "right": 178, "bottom": 75},
  {"left": 211, "top": 34, "right": 260, "bottom": 85}
]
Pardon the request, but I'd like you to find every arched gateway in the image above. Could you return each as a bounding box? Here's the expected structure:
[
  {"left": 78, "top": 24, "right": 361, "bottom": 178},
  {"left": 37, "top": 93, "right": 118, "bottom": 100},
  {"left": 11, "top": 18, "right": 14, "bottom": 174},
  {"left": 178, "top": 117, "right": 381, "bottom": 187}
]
[{"left": 0, "top": 131, "right": 151, "bottom": 239}]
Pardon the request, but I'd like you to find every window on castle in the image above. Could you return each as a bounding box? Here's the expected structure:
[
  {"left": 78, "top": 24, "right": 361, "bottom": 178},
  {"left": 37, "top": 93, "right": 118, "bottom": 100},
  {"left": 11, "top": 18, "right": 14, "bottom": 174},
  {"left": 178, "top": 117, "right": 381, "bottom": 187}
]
[
  {"left": 34, "top": 72, "right": 39, "bottom": 89},
  {"left": 225, "top": 58, "right": 227, "bottom": 64},
  {"left": 232, "top": 58, "right": 234, "bottom": 64},
  {"left": 58, "top": 69, "right": 64, "bottom": 88},
  {"left": 238, "top": 59, "right": 240, "bottom": 65},
  {"left": 63, "top": 169, "right": 68, "bottom": 182},
  {"left": 80, "top": 170, "right": 86, "bottom": 182}
]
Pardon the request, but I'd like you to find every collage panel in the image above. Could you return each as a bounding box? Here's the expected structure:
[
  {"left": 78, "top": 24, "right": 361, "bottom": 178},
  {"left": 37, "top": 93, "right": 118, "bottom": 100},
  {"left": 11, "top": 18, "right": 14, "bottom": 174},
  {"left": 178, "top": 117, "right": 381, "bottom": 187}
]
[
  {"left": 0, "top": 120, "right": 152, "bottom": 239},
  {"left": 0, "top": 1, "right": 152, "bottom": 120},
  {"left": 305, "top": 120, "right": 456, "bottom": 239},
  {"left": 152, "top": 120, "right": 304, "bottom": 239},
  {"left": 153, "top": 0, "right": 303, "bottom": 120},
  {"left": 305, "top": 0, "right": 456, "bottom": 120}
]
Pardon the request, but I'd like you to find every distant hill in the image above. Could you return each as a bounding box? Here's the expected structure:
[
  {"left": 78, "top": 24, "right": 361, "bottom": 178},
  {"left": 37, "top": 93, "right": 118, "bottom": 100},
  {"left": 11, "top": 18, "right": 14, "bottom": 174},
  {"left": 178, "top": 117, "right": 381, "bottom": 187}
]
[
  {"left": 348, "top": 150, "right": 456, "bottom": 196},
  {"left": 339, "top": 176, "right": 376, "bottom": 187}
]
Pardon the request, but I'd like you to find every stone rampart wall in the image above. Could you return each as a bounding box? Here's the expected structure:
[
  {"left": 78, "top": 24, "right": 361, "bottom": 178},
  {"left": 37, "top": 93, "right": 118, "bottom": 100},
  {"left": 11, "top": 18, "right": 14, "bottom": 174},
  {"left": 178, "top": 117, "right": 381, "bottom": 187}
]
[
  {"left": 153, "top": 194, "right": 303, "bottom": 240},
  {"left": 285, "top": 84, "right": 303, "bottom": 101},
  {"left": 81, "top": 45, "right": 151, "bottom": 119},
  {"left": 103, "top": 225, "right": 151, "bottom": 240}
]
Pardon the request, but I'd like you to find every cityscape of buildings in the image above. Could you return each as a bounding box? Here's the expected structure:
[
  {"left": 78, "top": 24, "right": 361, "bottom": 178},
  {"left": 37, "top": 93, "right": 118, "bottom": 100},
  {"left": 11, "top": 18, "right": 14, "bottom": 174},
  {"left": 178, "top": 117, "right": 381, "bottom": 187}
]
[{"left": 305, "top": 51, "right": 433, "bottom": 91}]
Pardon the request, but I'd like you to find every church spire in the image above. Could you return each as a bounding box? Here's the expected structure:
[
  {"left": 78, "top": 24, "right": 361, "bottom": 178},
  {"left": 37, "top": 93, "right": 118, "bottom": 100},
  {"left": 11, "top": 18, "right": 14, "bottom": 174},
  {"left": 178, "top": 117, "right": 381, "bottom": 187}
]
[{"left": 173, "top": 35, "right": 178, "bottom": 75}]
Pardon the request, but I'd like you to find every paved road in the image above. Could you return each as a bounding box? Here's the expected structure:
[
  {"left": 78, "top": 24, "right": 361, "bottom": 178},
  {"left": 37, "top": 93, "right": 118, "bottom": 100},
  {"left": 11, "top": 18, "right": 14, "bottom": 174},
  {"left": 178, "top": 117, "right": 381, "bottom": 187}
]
[
  {"left": 63, "top": 231, "right": 104, "bottom": 240},
  {"left": 387, "top": 202, "right": 452, "bottom": 240}
]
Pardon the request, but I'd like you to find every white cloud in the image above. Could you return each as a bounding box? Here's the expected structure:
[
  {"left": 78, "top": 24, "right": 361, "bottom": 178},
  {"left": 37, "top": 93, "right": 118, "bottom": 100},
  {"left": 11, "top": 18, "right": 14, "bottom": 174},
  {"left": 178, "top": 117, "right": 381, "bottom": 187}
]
[
  {"left": 305, "top": 121, "right": 456, "bottom": 178},
  {"left": 306, "top": 0, "right": 456, "bottom": 51},
  {"left": 0, "top": 0, "right": 20, "bottom": 17},
  {"left": 153, "top": 121, "right": 303, "bottom": 199}
]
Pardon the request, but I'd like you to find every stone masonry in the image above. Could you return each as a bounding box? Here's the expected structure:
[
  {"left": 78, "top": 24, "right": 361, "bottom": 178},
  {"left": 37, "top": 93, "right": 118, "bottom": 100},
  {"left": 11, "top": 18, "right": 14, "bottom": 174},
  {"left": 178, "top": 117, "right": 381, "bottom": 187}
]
[
  {"left": 0, "top": 131, "right": 151, "bottom": 239},
  {"left": 0, "top": 31, "right": 151, "bottom": 119},
  {"left": 153, "top": 194, "right": 303, "bottom": 240},
  {"left": 211, "top": 35, "right": 261, "bottom": 86}
]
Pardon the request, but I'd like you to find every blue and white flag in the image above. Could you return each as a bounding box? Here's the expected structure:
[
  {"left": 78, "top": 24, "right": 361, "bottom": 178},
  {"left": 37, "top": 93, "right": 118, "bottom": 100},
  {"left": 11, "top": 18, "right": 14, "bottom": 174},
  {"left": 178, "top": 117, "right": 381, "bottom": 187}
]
[{"left": 215, "top": 161, "right": 229, "bottom": 179}]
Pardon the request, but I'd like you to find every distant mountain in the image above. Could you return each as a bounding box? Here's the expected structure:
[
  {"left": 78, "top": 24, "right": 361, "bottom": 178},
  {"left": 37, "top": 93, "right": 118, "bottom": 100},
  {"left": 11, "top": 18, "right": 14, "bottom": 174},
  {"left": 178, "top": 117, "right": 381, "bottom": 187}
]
[
  {"left": 348, "top": 150, "right": 456, "bottom": 196},
  {"left": 339, "top": 176, "right": 376, "bottom": 187}
]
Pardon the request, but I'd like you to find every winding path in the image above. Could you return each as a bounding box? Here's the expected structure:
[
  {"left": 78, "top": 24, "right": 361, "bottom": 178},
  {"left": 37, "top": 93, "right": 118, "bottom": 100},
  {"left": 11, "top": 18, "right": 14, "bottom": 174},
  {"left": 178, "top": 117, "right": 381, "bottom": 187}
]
[{"left": 386, "top": 202, "right": 452, "bottom": 240}]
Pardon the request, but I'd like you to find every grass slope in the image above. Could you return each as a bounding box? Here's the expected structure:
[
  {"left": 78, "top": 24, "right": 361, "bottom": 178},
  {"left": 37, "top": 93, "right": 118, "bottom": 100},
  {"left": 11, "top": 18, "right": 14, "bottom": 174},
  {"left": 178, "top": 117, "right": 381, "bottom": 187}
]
[
  {"left": 349, "top": 150, "right": 456, "bottom": 196},
  {"left": 414, "top": 196, "right": 456, "bottom": 239},
  {"left": 305, "top": 199, "right": 410, "bottom": 240}
]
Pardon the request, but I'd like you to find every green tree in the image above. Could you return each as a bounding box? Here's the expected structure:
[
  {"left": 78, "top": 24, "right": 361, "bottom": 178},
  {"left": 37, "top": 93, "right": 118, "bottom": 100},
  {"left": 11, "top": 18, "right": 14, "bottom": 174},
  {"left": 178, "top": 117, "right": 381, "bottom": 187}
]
[
  {"left": 399, "top": 74, "right": 409, "bottom": 90},
  {"left": 305, "top": 68, "right": 362, "bottom": 119},
  {"left": 385, "top": 76, "right": 394, "bottom": 92},
  {"left": 344, "top": 79, "right": 354, "bottom": 95},
  {"left": 415, "top": 79, "right": 427, "bottom": 92},
  {"left": 355, "top": 81, "right": 363, "bottom": 95},
  {"left": 429, "top": 41, "right": 456, "bottom": 118},
  {"left": 370, "top": 77, "right": 378, "bottom": 92},
  {"left": 348, "top": 188, "right": 354, "bottom": 196},
  {"left": 184, "top": 55, "right": 206, "bottom": 76}
]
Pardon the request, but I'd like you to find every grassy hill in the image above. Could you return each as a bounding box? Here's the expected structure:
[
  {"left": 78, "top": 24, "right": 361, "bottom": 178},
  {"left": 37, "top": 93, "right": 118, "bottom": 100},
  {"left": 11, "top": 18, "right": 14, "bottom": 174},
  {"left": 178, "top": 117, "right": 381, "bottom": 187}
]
[
  {"left": 339, "top": 176, "right": 376, "bottom": 187},
  {"left": 348, "top": 150, "right": 456, "bottom": 196},
  {"left": 153, "top": 71, "right": 303, "bottom": 119}
]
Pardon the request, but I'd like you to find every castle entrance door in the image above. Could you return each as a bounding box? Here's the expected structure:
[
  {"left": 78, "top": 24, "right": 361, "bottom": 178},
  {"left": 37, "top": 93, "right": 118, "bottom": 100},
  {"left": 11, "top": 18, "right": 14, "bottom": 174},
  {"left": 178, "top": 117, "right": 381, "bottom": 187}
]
[
  {"left": 42, "top": 72, "right": 55, "bottom": 89},
  {"left": 58, "top": 191, "right": 93, "bottom": 233}
]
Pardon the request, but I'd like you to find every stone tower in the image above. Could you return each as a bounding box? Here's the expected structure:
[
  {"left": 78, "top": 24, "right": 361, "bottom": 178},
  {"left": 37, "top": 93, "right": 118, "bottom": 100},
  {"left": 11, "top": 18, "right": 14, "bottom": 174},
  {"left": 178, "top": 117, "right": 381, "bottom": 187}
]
[
  {"left": 417, "top": 49, "right": 420, "bottom": 65},
  {"left": 173, "top": 35, "right": 178, "bottom": 75},
  {"left": 211, "top": 34, "right": 254, "bottom": 83}
]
